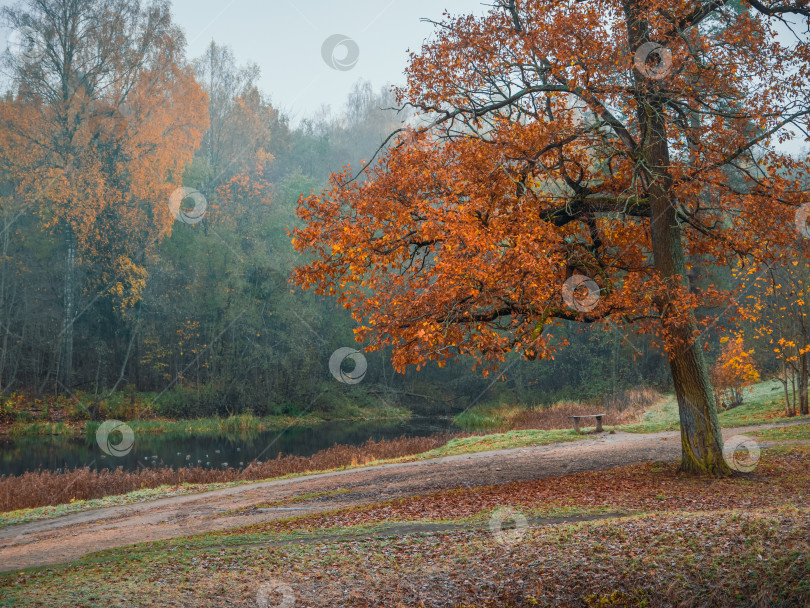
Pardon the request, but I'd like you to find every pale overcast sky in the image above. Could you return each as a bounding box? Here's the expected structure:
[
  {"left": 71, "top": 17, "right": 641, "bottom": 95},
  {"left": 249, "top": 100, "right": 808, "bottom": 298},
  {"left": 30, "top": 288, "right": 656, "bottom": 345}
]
[
  {"left": 0, "top": 0, "right": 488, "bottom": 121},
  {"left": 0, "top": 1, "right": 806, "bottom": 154},
  {"left": 170, "top": 0, "right": 489, "bottom": 122}
]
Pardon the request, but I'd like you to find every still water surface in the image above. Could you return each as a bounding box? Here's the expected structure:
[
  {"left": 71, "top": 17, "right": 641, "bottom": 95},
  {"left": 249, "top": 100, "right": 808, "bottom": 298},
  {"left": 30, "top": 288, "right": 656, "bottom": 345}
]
[{"left": 0, "top": 417, "right": 458, "bottom": 476}]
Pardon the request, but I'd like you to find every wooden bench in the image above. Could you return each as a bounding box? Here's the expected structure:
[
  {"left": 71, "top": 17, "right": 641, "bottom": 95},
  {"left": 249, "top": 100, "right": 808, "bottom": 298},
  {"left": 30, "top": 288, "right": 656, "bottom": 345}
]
[{"left": 569, "top": 414, "right": 605, "bottom": 433}]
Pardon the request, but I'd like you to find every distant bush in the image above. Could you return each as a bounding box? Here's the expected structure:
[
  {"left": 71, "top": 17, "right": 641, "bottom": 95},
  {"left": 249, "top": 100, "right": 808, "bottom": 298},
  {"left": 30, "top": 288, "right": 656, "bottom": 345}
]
[
  {"left": 152, "top": 386, "right": 218, "bottom": 418},
  {"left": 0, "top": 400, "right": 17, "bottom": 424}
]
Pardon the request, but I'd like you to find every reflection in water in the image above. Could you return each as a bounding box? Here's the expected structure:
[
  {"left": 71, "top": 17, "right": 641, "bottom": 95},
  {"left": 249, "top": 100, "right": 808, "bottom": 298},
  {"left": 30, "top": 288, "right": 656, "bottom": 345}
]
[{"left": 0, "top": 417, "right": 458, "bottom": 476}]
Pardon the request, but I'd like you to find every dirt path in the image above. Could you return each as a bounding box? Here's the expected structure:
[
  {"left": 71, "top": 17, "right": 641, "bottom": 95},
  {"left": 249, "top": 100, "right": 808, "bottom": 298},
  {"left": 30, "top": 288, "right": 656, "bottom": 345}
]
[{"left": 1, "top": 420, "right": 806, "bottom": 572}]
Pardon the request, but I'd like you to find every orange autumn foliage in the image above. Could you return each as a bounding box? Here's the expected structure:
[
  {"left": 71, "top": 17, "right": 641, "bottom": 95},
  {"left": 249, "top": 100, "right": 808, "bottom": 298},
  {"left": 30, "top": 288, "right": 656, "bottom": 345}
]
[
  {"left": 0, "top": 17, "right": 208, "bottom": 310},
  {"left": 293, "top": 0, "right": 810, "bottom": 374},
  {"left": 743, "top": 256, "right": 810, "bottom": 415},
  {"left": 711, "top": 336, "right": 760, "bottom": 409}
]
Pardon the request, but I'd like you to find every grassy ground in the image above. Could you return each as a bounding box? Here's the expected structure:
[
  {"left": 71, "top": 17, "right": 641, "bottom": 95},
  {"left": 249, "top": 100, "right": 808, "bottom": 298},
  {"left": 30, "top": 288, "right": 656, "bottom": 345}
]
[
  {"left": 3, "top": 445, "right": 808, "bottom": 607},
  {"left": 749, "top": 422, "right": 810, "bottom": 442},
  {"left": 616, "top": 394, "right": 680, "bottom": 432},
  {"left": 454, "top": 402, "right": 526, "bottom": 430},
  {"left": 404, "top": 428, "right": 584, "bottom": 458},
  {"left": 620, "top": 379, "right": 810, "bottom": 433}
]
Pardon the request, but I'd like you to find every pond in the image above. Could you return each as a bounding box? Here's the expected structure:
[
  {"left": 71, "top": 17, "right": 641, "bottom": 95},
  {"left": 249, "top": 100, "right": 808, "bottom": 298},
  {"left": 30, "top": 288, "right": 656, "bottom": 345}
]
[{"left": 0, "top": 417, "right": 459, "bottom": 476}]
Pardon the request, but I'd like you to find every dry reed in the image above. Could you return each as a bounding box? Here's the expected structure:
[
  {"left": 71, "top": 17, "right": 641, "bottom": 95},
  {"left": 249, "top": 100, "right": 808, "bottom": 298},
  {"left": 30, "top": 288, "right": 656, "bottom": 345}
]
[
  {"left": 509, "top": 387, "right": 661, "bottom": 431},
  {"left": 0, "top": 434, "right": 449, "bottom": 512}
]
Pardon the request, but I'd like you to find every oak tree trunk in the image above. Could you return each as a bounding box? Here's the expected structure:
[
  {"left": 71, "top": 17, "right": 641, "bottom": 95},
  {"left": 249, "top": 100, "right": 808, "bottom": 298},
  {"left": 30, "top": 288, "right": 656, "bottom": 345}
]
[
  {"left": 670, "top": 333, "right": 730, "bottom": 475},
  {"left": 646, "top": 121, "right": 731, "bottom": 476},
  {"left": 626, "top": 0, "right": 731, "bottom": 475},
  {"left": 650, "top": 186, "right": 729, "bottom": 474}
]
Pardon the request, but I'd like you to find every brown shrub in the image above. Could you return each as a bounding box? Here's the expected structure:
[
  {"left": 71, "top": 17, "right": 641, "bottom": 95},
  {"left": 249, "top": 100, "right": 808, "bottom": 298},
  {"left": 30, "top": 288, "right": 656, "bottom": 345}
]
[
  {"left": 510, "top": 387, "right": 662, "bottom": 431},
  {"left": 0, "top": 434, "right": 450, "bottom": 512}
]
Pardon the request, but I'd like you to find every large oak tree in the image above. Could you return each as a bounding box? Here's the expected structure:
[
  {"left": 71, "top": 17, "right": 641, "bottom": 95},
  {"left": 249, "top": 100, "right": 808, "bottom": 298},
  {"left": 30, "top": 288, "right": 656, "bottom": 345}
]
[{"left": 294, "top": 0, "right": 810, "bottom": 474}]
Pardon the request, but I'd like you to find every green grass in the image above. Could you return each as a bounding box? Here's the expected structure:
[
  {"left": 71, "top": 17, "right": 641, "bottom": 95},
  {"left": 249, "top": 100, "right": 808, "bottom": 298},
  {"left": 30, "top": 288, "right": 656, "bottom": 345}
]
[
  {"left": 97, "top": 413, "right": 326, "bottom": 437},
  {"left": 7, "top": 421, "right": 73, "bottom": 438},
  {"left": 226, "top": 489, "right": 353, "bottom": 515},
  {"left": 619, "top": 379, "right": 810, "bottom": 433},
  {"left": 453, "top": 403, "right": 523, "bottom": 431},
  {"left": 456, "top": 380, "right": 810, "bottom": 437},
  {"left": 413, "top": 428, "right": 586, "bottom": 458},
  {"left": 748, "top": 422, "right": 810, "bottom": 442},
  {"left": 716, "top": 398, "right": 810, "bottom": 428},
  {"left": 617, "top": 395, "right": 680, "bottom": 433}
]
